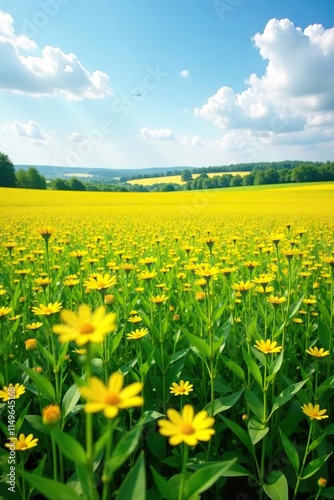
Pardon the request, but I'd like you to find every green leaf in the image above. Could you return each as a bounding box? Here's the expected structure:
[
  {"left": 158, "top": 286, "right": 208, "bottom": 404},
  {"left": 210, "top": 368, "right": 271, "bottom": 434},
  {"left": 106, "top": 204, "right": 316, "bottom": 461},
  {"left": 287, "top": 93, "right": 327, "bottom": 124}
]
[
  {"left": 151, "top": 467, "right": 176, "bottom": 500},
  {"left": 107, "top": 423, "right": 142, "bottom": 475},
  {"left": 203, "top": 389, "right": 243, "bottom": 416},
  {"left": 318, "top": 319, "right": 331, "bottom": 350},
  {"left": 185, "top": 459, "right": 236, "bottom": 497},
  {"left": 309, "top": 432, "right": 328, "bottom": 453},
  {"left": 288, "top": 296, "right": 304, "bottom": 320},
  {"left": 243, "top": 348, "right": 263, "bottom": 389},
  {"left": 263, "top": 471, "right": 289, "bottom": 500},
  {"left": 17, "top": 363, "right": 56, "bottom": 402},
  {"left": 317, "top": 375, "right": 334, "bottom": 397},
  {"left": 267, "top": 350, "right": 284, "bottom": 381},
  {"left": 116, "top": 452, "right": 146, "bottom": 500},
  {"left": 301, "top": 453, "right": 332, "bottom": 480},
  {"left": 279, "top": 428, "right": 300, "bottom": 474},
  {"left": 221, "top": 416, "right": 254, "bottom": 456},
  {"left": 53, "top": 430, "right": 87, "bottom": 465},
  {"left": 62, "top": 381, "right": 81, "bottom": 419},
  {"left": 244, "top": 386, "right": 264, "bottom": 421},
  {"left": 139, "top": 410, "right": 165, "bottom": 426},
  {"left": 37, "top": 342, "right": 55, "bottom": 366},
  {"left": 222, "top": 356, "right": 245, "bottom": 383},
  {"left": 21, "top": 472, "right": 82, "bottom": 500},
  {"left": 169, "top": 348, "right": 189, "bottom": 364},
  {"left": 110, "top": 329, "right": 124, "bottom": 354},
  {"left": 183, "top": 329, "right": 210, "bottom": 359},
  {"left": 248, "top": 417, "right": 269, "bottom": 445},
  {"left": 25, "top": 415, "right": 50, "bottom": 435},
  {"left": 190, "top": 461, "right": 254, "bottom": 479},
  {"left": 271, "top": 379, "right": 307, "bottom": 415}
]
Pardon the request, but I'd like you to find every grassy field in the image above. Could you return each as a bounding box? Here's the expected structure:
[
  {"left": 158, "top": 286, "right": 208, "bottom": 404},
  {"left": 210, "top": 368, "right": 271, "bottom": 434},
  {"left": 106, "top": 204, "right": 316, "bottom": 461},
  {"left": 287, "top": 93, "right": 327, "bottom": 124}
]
[
  {"left": 127, "top": 171, "right": 250, "bottom": 186},
  {"left": 0, "top": 182, "right": 334, "bottom": 499}
]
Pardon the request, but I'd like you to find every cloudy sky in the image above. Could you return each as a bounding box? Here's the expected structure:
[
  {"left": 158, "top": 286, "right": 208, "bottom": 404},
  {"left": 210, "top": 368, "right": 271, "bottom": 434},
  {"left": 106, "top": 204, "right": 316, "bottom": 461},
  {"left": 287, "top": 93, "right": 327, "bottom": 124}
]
[{"left": 0, "top": 0, "right": 333, "bottom": 169}]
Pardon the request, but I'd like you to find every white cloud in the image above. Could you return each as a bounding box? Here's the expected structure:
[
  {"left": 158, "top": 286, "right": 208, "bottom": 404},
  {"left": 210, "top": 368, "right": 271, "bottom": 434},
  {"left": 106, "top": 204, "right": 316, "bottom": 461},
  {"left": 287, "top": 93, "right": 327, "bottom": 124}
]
[
  {"left": 180, "top": 69, "right": 190, "bottom": 78},
  {"left": 0, "top": 10, "right": 112, "bottom": 100},
  {"left": 194, "top": 18, "right": 334, "bottom": 145},
  {"left": 68, "top": 132, "right": 86, "bottom": 143},
  {"left": 12, "top": 120, "right": 48, "bottom": 140},
  {"left": 180, "top": 135, "right": 204, "bottom": 147},
  {"left": 140, "top": 127, "right": 177, "bottom": 141}
]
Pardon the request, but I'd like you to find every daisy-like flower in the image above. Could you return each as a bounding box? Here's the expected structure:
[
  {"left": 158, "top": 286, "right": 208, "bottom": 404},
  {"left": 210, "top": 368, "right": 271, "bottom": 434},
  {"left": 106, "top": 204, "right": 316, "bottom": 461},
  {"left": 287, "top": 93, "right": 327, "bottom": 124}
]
[
  {"left": 0, "top": 383, "right": 26, "bottom": 401},
  {"left": 25, "top": 338, "right": 37, "bottom": 351},
  {"left": 127, "top": 315, "right": 142, "bottom": 323},
  {"left": 34, "top": 277, "right": 52, "bottom": 289},
  {"left": 32, "top": 302, "right": 62, "bottom": 316},
  {"left": 5, "top": 433, "right": 38, "bottom": 451},
  {"left": 138, "top": 270, "right": 158, "bottom": 281},
  {"left": 52, "top": 304, "right": 116, "bottom": 346},
  {"left": 69, "top": 250, "right": 88, "bottom": 260},
  {"left": 151, "top": 294, "right": 168, "bottom": 306},
  {"left": 80, "top": 372, "right": 143, "bottom": 418},
  {"left": 301, "top": 403, "right": 328, "bottom": 420},
  {"left": 84, "top": 273, "right": 117, "bottom": 291},
  {"left": 170, "top": 380, "right": 194, "bottom": 396},
  {"left": 303, "top": 297, "right": 317, "bottom": 306},
  {"left": 306, "top": 346, "right": 330, "bottom": 358},
  {"left": 244, "top": 261, "right": 260, "bottom": 270},
  {"left": 158, "top": 404, "right": 215, "bottom": 446},
  {"left": 231, "top": 281, "right": 255, "bottom": 294},
  {"left": 42, "top": 405, "right": 61, "bottom": 426},
  {"left": 37, "top": 226, "right": 55, "bottom": 241},
  {"left": 254, "top": 339, "right": 283, "bottom": 355},
  {"left": 63, "top": 278, "right": 80, "bottom": 288},
  {"left": 252, "top": 274, "right": 276, "bottom": 289},
  {"left": 127, "top": 328, "right": 149, "bottom": 340},
  {"left": 194, "top": 264, "right": 220, "bottom": 282},
  {"left": 267, "top": 295, "right": 287, "bottom": 306},
  {"left": 26, "top": 322, "right": 43, "bottom": 330},
  {"left": 0, "top": 306, "right": 12, "bottom": 319}
]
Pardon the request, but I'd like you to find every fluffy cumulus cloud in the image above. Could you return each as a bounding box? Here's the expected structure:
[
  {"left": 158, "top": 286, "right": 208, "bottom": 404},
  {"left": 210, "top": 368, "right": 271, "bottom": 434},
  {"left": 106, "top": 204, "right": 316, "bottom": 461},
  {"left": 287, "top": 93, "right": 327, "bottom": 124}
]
[
  {"left": 140, "top": 127, "right": 178, "bottom": 141},
  {"left": 0, "top": 11, "right": 112, "bottom": 100},
  {"left": 11, "top": 120, "right": 48, "bottom": 140},
  {"left": 180, "top": 69, "right": 190, "bottom": 78},
  {"left": 195, "top": 18, "right": 334, "bottom": 149}
]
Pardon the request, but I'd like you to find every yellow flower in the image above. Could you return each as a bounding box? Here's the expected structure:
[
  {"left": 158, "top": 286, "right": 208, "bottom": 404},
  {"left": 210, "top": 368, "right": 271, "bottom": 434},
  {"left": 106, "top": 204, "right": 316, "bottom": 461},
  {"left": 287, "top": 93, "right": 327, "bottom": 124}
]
[
  {"left": 127, "top": 315, "right": 142, "bottom": 323},
  {"left": 293, "top": 318, "right": 303, "bottom": 324},
  {"left": 252, "top": 274, "right": 276, "bottom": 288},
  {"left": 170, "top": 380, "right": 194, "bottom": 396},
  {"left": 42, "top": 405, "right": 61, "bottom": 426},
  {"left": 37, "top": 226, "right": 55, "bottom": 240},
  {"left": 69, "top": 250, "right": 88, "bottom": 260},
  {"left": 0, "top": 306, "right": 12, "bottom": 318},
  {"left": 254, "top": 339, "right": 283, "bottom": 355},
  {"left": 127, "top": 328, "right": 149, "bottom": 340},
  {"left": 52, "top": 304, "right": 116, "bottom": 345},
  {"left": 32, "top": 302, "right": 62, "bottom": 316},
  {"left": 151, "top": 294, "right": 168, "bottom": 305},
  {"left": 306, "top": 346, "right": 330, "bottom": 358},
  {"left": 80, "top": 372, "right": 143, "bottom": 418},
  {"left": 231, "top": 281, "right": 255, "bottom": 293},
  {"left": 267, "top": 295, "right": 287, "bottom": 306},
  {"left": 26, "top": 322, "right": 43, "bottom": 330},
  {"left": 25, "top": 338, "right": 37, "bottom": 351},
  {"left": 34, "top": 277, "right": 52, "bottom": 288},
  {"left": 303, "top": 297, "right": 317, "bottom": 306},
  {"left": 301, "top": 403, "right": 328, "bottom": 420},
  {"left": 318, "top": 477, "right": 327, "bottom": 489},
  {"left": 84, "top": 273, "right": 117, "bottom": 291},
  {"left": 63, "top": 278, "right": 80, "bottom": 287},
  {"left": 158, "top": 404, "right": 215, "bottom": 446},
  {"left": 5, "top": 433, "right": 38, "bottom": 451},
  {"left": 138, "top": 270, "right": 158, "bottom": 281},
  {"left": 0, "top": 383, "right": 26, "bottom": 402},
  {"left": 194, "top": 263, "right": 220, "bottom": 281}
]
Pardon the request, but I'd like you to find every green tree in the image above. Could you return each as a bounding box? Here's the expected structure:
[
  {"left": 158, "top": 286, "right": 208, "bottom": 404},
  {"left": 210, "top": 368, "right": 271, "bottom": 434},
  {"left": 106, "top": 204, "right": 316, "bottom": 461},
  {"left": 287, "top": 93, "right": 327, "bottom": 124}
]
[
  {"left": 0, "top": 152, "right": 16, "bottom": 187},
  {"left": 181, "top": 170, "right": 193, "bottom": 182},
  {"left": 50, "top": 178, "right": 69, "bottom": 190},
  {"left": 67, "top": 177, "right": 86, "bottom": 191},
  {"left": 229, "top": 174, "right": 242, "bottom": 187},
  {"left": 16, "top": 167, "right": 46, "bottom": 189}
]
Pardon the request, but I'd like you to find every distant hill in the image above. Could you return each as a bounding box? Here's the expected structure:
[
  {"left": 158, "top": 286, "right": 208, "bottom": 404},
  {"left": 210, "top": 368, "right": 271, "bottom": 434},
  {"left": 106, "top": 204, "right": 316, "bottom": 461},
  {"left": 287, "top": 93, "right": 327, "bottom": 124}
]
[{"left": 14, "top": 165, "right": 195, "bottom": 180}]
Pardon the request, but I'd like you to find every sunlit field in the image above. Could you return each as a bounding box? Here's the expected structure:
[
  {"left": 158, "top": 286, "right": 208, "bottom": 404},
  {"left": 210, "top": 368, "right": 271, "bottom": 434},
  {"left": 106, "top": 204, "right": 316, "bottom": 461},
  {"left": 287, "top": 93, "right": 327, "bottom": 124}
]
[
  {"left": 0, "top": 183, "right": 334, "bottom": 500},
  {"left": 127, "top": 171, "right": 249, "bottom": 186}
]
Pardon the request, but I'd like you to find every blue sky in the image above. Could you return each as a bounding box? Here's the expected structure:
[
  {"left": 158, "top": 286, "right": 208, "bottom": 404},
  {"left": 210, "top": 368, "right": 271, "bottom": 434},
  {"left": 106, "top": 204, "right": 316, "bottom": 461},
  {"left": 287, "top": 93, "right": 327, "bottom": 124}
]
[{"left": 0, "top": 0, "right": 334, "bottom": 169}]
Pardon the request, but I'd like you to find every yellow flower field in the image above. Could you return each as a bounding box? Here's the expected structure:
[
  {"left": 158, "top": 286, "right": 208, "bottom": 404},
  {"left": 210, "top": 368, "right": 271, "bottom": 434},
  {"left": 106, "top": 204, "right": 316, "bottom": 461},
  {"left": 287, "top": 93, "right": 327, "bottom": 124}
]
[{"left": 0, "top": 182, "right": 333, "bottom": 500}]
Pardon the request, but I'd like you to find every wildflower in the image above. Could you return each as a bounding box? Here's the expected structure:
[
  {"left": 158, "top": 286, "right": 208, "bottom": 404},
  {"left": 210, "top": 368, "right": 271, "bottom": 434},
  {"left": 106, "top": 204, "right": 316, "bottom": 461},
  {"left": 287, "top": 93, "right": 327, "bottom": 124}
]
[
  {"left": 231, "top": 281, "right": 255, "bottom": 294},
  {"left": 293, "top": 318, "right": 303, "bottom": 324},
  {"left": 32, "top": 302, "right": 62, "bottom": 316},
  {"left": 5, "top": 434, "right": 38, "bottom": 451},
  {"left": 37, "top": 226, "right": 55, "bottom": 240},
  {"left": 80, "top": 372, "right": 143, "bottom": 418},
  {"left": 25, "top": 338, "right": 37, "bottom": 351},
  {"left": 138, "top": 270, "right": 158, "bottom": 281},
  {"left": 269, "top": 233, "right": 285, "bottom": 246},
  {"left": 69, "top": 250, "right": 88, "bottom": 260},
  {"left": 63, "top": 278, "right": 80, "bottom": 287},
  {"left": 267, "top": 295, "right": 287, "bottom": 306},
  {"left": 26, "top": 322, "right": 43, "bottom": 330},
  {"left": 158, "top": 404, "right": 215, "bottom": 446},
  {"left": 42, "top": 405, "right": 61, "bottom": 426},
  {"left": 244, "top": 261, "right": 260, "bottom": 270},
  {"left": 194, "top": 264, "right": 220, "bottom": 282},
  {"left": 196, "top": 292, "right": 206, "bottom": 302},
  {"left": 34, "top": 277, "right": 52, "bottom": 289},
  {"left": 84, "top": 273, "right": 117, "bottom": 291},
  {"left": 301, "top": 403, "right": 328, "bottom": 420},
  {"left": 318, "top": 478, "right": 327, "bottom": 489},
  {"left": 151, "top": 294, "right": 168, "bottom": 306},
  {"left": 104, "top": 294, "right": 115, "bottom": 305},
  {"left": 128, "top": 315, "right": 142, "bottom": 323},
  {"left": 254, "top": 339, "right": 283, "bottom": 355},
  {"left": 14, "top": 269, "right": 32, "bottom": 278},
  {"left": 0, "top": 383, "right": 26, "bottom": 401},
  {"left": 33, "top": 367, "right": 43, "bottom": 374},
  {"left": 52, "top": 304, "right": 116, "bottom": 346},
  {"left": 0, "top": 306, "right": 12, "bottom": 319},
  {"left": 252, "top": 274, "right": 276, "bottom": 289},
  {"left": 306, "top": 346, "right": 330, "bottom": 358},
  {"left": 127, "top": 328, "right": 149, "bottom": 340},
  {"left": 170, "top": 380, "right": 193, "bottom": 396},
  {"left": 303, "top": 298, "right": 317, "bottom": 306}
]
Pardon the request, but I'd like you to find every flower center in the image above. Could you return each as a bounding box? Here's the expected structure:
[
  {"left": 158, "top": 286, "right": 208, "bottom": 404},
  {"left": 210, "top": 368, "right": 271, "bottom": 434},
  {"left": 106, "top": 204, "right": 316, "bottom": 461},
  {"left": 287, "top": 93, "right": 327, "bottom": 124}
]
[
  {"left": 80, "top": 323, "right": 95, "bottom": 334},
  {"left": 105, "top": 393, "right": 121, "bottom": 405},
  {"left": 180, "top": 422, "right": 194, "bottom": 435}
]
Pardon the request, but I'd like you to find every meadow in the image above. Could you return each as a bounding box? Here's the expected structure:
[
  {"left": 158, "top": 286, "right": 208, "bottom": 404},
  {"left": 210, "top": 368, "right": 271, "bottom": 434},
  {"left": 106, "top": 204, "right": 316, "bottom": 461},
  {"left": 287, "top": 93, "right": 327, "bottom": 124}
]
[
  {"left": 0, "top": 183, "right": 334, "bottom": 499},
  {"left": 127, "top": 171, "right": 249, "bottom": 186}
]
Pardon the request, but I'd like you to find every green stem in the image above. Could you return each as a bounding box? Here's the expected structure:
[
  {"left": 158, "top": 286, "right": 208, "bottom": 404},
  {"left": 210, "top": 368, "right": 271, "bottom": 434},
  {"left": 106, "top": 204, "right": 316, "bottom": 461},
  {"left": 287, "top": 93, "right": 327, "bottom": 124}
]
[
  {"left": 292, "top": 420, "right": 314, "bottom": 500},
  {"left": 51, "top": 431, "right": 58, "bottom": 481},
  {"left": 178, "top": 444, "right": 189, "bottom": 500},
  {"left": 101, "top": 419, "right": 116, "bottom": 500}
]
